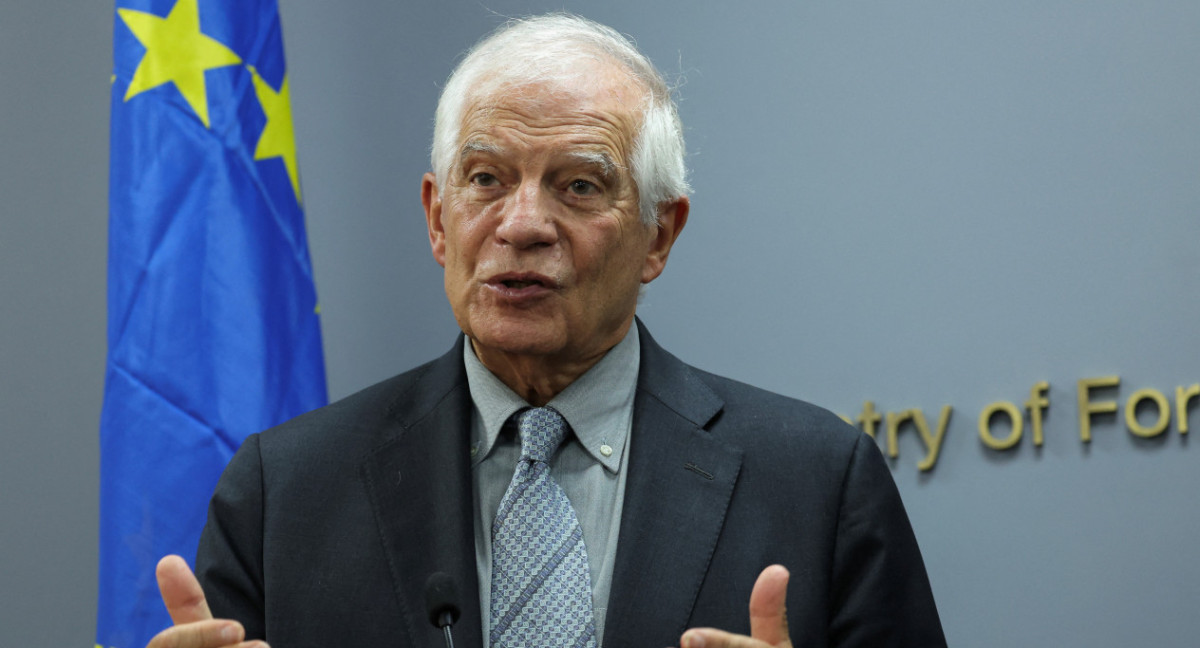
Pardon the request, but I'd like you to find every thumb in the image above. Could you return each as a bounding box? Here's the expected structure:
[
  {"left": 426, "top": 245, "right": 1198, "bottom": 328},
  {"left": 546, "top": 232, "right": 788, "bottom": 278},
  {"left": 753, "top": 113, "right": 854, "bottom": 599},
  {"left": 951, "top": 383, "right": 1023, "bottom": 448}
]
[
  {"left": 156, "top": 555, "right": 213, "bottom": 625},
  {"left": 748, "top": 565, "right": 790, "bottom": 646}
]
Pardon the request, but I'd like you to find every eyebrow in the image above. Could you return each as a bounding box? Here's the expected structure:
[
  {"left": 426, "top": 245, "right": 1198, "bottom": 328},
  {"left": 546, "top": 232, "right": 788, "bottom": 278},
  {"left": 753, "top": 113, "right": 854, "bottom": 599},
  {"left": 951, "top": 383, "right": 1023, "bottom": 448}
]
[
  {"left": 568, "top": 150, "right": 618, "bottom": 178},
  {"left": 458, "top": 139, "right": 502, "bottom": 165},
  {"left": 457, "top": 140, "right": 621, "bottom": 179}
]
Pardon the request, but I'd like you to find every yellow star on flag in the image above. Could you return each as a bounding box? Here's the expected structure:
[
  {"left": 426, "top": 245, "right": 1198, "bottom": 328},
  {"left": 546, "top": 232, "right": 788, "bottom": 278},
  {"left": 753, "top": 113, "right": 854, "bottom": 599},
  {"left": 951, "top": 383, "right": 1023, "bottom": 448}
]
[
  {"left": 249, "top": 65, "right": 302, "bottom": 203},
  {"left": 118, "top": 0, "right": 241, "bottom": 128}
]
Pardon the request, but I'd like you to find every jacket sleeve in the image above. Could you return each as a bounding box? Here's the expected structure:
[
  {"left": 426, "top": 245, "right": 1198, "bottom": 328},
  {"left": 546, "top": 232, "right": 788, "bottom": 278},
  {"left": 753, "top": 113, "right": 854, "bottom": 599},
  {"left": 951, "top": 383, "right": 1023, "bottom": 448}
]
[
  {"left": 195, "top": 433, "right": 268, "bottom": 641},
  {"left": 828, "top": 433, "right": 947, "bottom": 647}
]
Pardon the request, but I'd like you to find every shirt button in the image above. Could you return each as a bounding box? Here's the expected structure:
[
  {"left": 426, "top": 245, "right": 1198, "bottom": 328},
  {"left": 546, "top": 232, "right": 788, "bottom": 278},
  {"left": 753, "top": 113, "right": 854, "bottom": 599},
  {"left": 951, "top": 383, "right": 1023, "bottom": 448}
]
[{"left": 600, "top": 444, "right": 613, "bottom": 457}]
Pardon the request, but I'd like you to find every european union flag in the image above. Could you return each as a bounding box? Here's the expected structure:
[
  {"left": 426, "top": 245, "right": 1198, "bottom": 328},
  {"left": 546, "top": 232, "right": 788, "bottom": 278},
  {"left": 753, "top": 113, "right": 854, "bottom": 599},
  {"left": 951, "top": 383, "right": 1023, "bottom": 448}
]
[{"left": 99, "top": 1, "right": 327, "bottom": 645}]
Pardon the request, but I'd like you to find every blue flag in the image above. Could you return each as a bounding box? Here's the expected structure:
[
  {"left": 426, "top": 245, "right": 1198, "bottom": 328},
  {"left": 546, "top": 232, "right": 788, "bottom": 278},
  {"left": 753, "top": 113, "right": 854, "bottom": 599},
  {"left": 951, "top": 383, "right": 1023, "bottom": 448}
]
[{"left": 99, "top": 1, "right": 327, "bottom": 646}]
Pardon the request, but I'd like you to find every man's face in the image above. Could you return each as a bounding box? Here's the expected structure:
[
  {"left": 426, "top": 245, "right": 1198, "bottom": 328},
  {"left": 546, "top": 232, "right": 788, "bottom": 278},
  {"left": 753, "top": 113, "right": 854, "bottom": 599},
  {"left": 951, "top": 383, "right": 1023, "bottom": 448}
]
[{"left": 423, "top": 66, "right": 685, "bottom": 374}]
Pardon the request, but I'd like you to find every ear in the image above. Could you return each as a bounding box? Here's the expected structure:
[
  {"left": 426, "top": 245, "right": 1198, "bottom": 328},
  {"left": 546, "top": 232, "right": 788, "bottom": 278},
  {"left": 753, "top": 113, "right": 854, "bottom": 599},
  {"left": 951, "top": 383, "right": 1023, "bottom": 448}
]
[
  {"left": 422, "top": 172, "right": 447, "bottom": 267},
  {"left": 641, "top": 196, "right": 689, "bottom": 284}
]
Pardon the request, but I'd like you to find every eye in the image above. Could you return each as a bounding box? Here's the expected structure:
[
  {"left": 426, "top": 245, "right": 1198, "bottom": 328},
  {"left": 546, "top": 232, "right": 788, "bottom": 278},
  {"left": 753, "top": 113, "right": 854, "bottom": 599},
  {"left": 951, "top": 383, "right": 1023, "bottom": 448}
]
[
  {"left": 568, "top": 179, "right": 599, "bottom": 196},
  {"left": 470, "top": 172, "right": 498, "bottom": 187}
]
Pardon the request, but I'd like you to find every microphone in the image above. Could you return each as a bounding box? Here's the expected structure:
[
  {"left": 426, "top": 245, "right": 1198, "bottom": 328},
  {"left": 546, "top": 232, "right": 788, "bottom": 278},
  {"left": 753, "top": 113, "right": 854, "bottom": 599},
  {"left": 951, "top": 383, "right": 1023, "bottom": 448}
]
[{"left": 424, "top": 571, "right": 461, "bottom": 648}]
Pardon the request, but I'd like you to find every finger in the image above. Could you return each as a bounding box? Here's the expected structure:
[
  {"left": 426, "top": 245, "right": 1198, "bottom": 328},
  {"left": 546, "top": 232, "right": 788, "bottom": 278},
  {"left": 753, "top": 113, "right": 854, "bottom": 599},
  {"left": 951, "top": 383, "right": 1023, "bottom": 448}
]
[
  {"left": 680, "top": 627, "right": 770, "bottom": 648},
  {"left": 156, "top": 555, "right": 213, "bottom": 625},
  {"left": 145, "top": 619, "right": 259, "bottom": 648},
  {"left": 748, "top": 564, "right": 790, "bottom": 645}
]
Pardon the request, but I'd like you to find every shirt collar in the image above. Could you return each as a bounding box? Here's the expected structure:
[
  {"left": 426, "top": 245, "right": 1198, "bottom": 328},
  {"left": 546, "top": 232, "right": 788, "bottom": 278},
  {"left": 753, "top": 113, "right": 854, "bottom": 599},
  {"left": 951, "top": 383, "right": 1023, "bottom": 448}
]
[{"left": 464, "top": 324, "right": 640, "bottom": 473}]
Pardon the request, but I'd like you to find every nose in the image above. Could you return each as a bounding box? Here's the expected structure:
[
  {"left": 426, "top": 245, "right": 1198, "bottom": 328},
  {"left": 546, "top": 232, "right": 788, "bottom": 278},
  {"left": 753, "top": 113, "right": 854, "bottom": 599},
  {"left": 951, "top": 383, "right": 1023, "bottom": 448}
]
[{"left": 495, "top": 181, "right": 557, "bottom": 249}]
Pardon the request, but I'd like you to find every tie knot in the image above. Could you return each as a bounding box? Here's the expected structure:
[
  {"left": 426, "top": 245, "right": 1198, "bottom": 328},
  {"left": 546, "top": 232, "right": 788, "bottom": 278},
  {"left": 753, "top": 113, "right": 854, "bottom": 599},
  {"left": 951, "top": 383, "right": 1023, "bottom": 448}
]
[{"left": 515, "top": 407, "right": 568, "bottom": 463}]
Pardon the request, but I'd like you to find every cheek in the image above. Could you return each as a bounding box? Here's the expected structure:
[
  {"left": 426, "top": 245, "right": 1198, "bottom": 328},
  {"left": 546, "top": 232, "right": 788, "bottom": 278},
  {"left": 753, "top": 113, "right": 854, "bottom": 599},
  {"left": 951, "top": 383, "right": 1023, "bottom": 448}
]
[
  {"left": 607, "top": 226, "right": 654, "bottom": 272},
  {"left": 443, "top": 222, "right": 481, "bottom": 269},
  {"left": 583, "top": 231, "right": 651, "bottom": 291},
  {"left": 440, "top": 197, "right": 486, "bottom": 259}
]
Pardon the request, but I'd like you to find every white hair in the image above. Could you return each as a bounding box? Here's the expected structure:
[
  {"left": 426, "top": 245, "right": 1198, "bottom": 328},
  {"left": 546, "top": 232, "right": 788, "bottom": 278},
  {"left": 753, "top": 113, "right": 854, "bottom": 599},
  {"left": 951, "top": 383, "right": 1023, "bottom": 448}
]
[{"left": 430, "top": 13, "right": 690, "bottom": 225}]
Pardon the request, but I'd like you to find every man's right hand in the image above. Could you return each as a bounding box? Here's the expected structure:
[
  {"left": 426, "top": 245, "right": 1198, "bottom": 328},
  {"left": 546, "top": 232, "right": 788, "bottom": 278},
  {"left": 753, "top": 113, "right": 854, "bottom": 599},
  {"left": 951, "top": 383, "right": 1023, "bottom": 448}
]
[
  {"left": 677, "top": 565, "right": 793, "bottom": 648},
  {"left": 146, "top": 555, "right": 268, "bottom": 648}
]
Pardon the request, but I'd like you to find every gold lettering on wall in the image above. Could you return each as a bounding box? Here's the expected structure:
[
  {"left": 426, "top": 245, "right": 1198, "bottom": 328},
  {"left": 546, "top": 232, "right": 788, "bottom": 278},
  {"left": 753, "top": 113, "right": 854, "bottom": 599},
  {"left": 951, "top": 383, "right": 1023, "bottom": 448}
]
[
  {"left": 1077, "top": 376, "right": 1120, "bottom": 442},
  {"left": 881, "top": 406, "right": 950, "bottom": 471},
  {"left": 857, "top": 400, "right": 882, "bottom": 439},
  {"left": 979, "top": 401, "right": 1023, "bottom": 450},
  {"left": 838, "top": 373, "right": 1197, "bottom": 473},
  {"left": 885, "top": 410, "right": 914, "bottom": 460},
  {"left": 1177, "top": 384, "right": 1200, "bottom": 434},
  {"left": 914, "top": 406, "right": 951, "bottom": 471},
  {"left": 1024, "top": 381, "right": 1050, "bottom": 446},
  {"left": 1125, "top": 388, "right": 1170, "bottom": 438}
]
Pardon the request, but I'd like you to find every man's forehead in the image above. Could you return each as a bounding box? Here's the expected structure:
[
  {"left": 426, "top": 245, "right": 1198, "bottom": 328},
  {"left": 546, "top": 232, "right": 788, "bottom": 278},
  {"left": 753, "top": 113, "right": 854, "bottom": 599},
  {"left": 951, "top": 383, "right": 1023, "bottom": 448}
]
[
  {"left": 454, "top": 88, "right": 637, "bottom": 166},
  {"left": 460, "top": 67, "right": 641, "bottom": 131},
  {"left": 464, "top": 83, "right": 638, "bottom": 124}
]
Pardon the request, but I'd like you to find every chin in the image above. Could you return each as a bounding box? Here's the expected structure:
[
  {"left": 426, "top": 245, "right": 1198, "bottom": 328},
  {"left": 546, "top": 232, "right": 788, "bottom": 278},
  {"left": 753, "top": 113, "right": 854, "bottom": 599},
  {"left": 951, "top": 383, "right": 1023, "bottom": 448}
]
[{"left": 463, "top": 316, "right": 566, "bottom": 358}]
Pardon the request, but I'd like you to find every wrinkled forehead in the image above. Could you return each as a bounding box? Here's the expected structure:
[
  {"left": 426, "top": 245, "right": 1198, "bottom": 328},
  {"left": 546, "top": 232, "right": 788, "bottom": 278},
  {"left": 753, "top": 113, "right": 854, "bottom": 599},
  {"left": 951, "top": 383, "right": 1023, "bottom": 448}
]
[{"left": 456, "top": 63, "right": 646, "bottom": 148}]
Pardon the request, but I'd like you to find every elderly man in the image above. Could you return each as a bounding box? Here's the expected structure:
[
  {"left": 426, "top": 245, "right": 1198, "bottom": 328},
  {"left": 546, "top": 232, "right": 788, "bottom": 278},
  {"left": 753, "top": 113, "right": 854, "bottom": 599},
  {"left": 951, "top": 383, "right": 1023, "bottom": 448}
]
[{"left": 149, "top": 13, "right": 945, "bottom": 648}]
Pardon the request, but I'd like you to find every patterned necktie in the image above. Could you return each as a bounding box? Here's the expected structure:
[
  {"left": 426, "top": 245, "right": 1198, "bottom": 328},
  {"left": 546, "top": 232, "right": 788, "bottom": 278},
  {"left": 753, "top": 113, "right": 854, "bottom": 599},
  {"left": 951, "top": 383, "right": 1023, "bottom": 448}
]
[{"left": 490, "top": 407, "right": 597, "bottom": 648}]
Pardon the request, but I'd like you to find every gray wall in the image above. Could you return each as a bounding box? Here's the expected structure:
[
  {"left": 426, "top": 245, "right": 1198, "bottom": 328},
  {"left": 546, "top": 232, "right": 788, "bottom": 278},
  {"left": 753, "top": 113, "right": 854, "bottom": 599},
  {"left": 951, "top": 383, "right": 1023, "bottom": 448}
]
[
  {"left": 1, "top": 1, "right": 111, "bottom": 645},
  {"left": 3, "top": 0, "right": 1197, "bottom": 645}
]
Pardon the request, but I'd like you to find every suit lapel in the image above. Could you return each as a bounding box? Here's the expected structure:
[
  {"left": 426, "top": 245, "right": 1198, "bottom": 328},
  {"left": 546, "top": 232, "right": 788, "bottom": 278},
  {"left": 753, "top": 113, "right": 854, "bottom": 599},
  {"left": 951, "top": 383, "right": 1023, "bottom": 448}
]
[
  {"left": 360, "top": 338, "right": 484, "bottom": 648},
  {"left": 604, "top": 322, "right": 743, "bottom": 647},
  {"left": 357, "top": 326, "right": 741, "bottom": 647}
]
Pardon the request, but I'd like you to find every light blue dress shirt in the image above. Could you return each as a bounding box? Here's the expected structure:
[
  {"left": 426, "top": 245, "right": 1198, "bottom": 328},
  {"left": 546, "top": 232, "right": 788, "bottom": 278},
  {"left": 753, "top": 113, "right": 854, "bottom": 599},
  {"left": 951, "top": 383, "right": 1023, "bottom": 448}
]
[{"left": 465, "top": 324, "right": 640, "bottom": 647}]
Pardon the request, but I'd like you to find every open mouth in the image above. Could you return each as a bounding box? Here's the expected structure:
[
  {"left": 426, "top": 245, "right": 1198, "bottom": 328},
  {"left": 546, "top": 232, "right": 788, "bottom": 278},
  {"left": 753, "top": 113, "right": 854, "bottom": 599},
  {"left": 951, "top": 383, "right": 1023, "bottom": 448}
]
[{"left": 502, "top": 279, "right": 543, "bottom": 289}]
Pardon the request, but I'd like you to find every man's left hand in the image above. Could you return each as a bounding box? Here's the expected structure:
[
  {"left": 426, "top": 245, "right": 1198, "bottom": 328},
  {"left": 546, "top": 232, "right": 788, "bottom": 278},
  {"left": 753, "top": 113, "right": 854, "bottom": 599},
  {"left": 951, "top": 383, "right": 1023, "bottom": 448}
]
[{"left": 676, "top": 564, "right": 792, "bottom": 648}]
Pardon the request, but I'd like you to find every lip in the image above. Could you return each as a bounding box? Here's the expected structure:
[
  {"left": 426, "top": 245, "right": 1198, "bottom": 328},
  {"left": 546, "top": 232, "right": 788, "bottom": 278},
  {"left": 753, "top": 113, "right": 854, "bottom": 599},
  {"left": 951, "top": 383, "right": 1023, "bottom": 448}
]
[{"left": 484, "top": 271, "right": 560, "bottom": 300}]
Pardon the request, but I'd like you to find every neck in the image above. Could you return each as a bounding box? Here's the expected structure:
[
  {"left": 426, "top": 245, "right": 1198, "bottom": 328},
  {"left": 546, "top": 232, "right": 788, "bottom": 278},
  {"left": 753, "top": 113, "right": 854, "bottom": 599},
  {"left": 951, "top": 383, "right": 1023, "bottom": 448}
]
[
  {"left": 470, "top": 318, "right": 639, "bottom": 406},
  {"left": 470, "top": 341, "right": 612, "bottom": 407}
]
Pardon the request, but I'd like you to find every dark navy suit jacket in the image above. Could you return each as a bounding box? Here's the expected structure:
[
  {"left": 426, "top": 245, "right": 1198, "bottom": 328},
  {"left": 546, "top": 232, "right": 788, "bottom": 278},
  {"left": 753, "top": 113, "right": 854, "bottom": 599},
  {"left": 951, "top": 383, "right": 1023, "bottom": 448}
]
[{"left": 197, "top": 322, "right": 946, "bottom": 647}]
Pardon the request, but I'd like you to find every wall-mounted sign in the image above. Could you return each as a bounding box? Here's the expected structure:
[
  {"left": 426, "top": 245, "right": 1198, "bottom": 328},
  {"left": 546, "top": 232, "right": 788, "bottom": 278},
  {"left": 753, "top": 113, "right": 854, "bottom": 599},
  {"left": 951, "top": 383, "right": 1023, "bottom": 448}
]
[{"left": 838, "top": 376, "right": 1199, "bottom": 471}]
